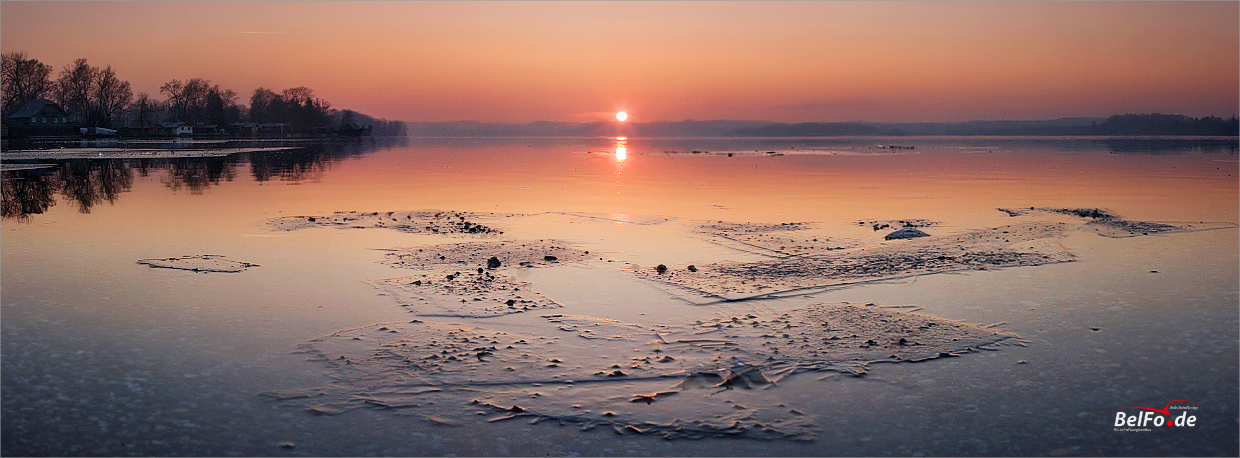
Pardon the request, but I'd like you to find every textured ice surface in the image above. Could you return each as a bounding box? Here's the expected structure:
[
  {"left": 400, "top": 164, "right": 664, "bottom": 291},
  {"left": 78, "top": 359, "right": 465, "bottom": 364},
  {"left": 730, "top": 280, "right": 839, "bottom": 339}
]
[
  {"left": 269, "top": 210, "right": 508, "bottom": 235},
  {"left": 995, "top": 207, "right": 1235, "bottom": 237},
  {"left": 262, "top": 209, "right": 1193, "bottom": 443},
  {"left": 854, "top": 218, "right": 940, "bottom": 232},
  {"left": 380, "top": 239, "right": 592, "bottom": 270},
  {"left": 368, "top": 270, "right": 564, "bottom": 317},
  {"left": 694, "top": 221, "right": 853, "bottom": 257},
  {"left": 370, "top": 240, "right": 593, "bottom": 317},
  {"left": 136, "top": 254, "right": 259, "bottom": 273},
  {"left": 635, "top": 222, "right": 1074, "bottom": 301},
  {"left": 266, "top": 303, "right": 1020, "bottom": 441}
]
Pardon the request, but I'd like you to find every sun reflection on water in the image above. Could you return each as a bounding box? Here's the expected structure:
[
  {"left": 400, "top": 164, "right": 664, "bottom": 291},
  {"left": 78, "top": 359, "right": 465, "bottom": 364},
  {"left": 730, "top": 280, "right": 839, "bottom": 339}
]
[{"left": 614, "top": 137, "right": 628, "bottom": 162}]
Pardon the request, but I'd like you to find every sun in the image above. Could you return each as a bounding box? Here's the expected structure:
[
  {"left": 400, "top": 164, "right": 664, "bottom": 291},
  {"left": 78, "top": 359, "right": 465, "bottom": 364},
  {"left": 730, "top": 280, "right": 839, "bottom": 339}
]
[{"left": 615, "top": 111, "right": 628, "bottom": 122}]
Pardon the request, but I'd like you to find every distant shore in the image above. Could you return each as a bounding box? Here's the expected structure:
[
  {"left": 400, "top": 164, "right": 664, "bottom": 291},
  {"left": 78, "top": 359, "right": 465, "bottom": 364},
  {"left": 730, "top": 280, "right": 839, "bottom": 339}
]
[{"left": 406, "top": 113, "right": 1239, "bottom": 138}]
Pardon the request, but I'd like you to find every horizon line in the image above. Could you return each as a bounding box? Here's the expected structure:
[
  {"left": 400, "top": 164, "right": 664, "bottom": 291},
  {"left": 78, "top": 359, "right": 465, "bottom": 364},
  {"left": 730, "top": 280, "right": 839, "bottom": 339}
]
[{"left": 402, "top": 114, "right": 1239, "bottom": 125}]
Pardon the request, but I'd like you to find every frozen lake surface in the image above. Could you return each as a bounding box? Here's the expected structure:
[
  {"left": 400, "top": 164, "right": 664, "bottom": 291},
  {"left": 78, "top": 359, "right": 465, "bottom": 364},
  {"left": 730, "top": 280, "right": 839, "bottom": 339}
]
[{"left": 2, "top": 136, "right": 1237, "bottom": 456}]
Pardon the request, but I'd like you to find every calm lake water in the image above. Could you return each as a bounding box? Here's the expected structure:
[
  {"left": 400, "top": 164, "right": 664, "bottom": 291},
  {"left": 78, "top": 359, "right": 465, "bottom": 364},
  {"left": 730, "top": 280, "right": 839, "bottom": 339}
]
[{"left": 2, "top": 136, "right": 1237, "bottom": 456}]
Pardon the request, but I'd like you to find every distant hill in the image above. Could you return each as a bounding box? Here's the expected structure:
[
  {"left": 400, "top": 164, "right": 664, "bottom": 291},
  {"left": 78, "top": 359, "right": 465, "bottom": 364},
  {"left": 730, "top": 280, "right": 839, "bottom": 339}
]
[
  {"left": 727, "top": 121, "right": 915, "bottom": 137},
  {"left": 405, "top": 119, "right": 775, "bottom": 138},
  {"left": 403, "top": 114, "right": 1238, "bottom": 138},
  {"left": 728, "top": 115, "right": 1238, "bottom": 137},
  {"left": 626, "top": 120, "right": 775, "bottom": 137},
  {"left": 405, "top": 121, "right": 602, "bottom": 137}
]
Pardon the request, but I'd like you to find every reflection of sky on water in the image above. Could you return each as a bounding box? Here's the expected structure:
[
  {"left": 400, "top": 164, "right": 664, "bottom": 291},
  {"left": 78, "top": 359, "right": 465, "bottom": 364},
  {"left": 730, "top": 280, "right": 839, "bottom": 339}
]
[
  {"left": 4, "top": 136, "right": 1237, "bottom": 225},
  {"left": 1, "top": 136, "right": 1236, "bottom": 456}
]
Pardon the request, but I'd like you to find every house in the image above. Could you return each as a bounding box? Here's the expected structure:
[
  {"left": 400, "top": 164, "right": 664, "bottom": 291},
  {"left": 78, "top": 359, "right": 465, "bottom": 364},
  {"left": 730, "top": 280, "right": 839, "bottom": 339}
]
[
  {"left": 4, "top": 99, "right": 74, "bottom": 137},
  {"left": 6, "top": 99, "right": 70, "bottom": 127},
  {"left": 160, "top": 121, "right": 193, "bottom": 137}
]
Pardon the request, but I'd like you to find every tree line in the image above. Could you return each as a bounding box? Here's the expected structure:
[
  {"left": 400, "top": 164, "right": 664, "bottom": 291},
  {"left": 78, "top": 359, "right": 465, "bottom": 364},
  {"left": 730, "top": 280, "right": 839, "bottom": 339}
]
[
  {"left": 1, "top": 53, "right": 132, "bottom": 128},
  {"left": 725, "top": 114, "right": 1238, "bottom": 137},
  {"left": 2, "top": 51, "right": 405, "bottom": 135},
  {"left": 1087, "top": 113, "right": 1239, "bottom": 136},
  {"left": 724, "top": 114, "right": 1235, "bottom": 137}
]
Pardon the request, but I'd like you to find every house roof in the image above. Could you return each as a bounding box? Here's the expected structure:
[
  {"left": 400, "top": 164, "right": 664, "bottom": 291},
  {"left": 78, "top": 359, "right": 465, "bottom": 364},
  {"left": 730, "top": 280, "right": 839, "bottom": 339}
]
[
  {"left": 6, "top": 99, "right": 60, "bottom": 120},
  {"left": 160, "top": 122, "right": 191, "bottom": 128}
]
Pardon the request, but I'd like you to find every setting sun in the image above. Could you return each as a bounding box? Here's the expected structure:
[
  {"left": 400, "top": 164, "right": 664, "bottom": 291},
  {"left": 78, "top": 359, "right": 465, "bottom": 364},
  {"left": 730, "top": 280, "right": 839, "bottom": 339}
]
[{"left": 615, "top": 111, "right": 628, "bottom": 122}]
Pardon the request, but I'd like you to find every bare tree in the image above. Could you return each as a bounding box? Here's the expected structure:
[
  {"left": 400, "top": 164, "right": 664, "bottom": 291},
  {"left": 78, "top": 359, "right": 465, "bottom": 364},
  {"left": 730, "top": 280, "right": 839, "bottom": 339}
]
[
  {"left": 90, "top": 66, "right": 132, "bottom": 128},
  {"left": 54, "top": 58, "right": 97, "bottom": 122},
  {"left": 281, "top": 86, "right": 315, "bottom": 106},
  {"left": 1, "top": 51, "right": 54, "bottom": 118},
  {"left": 159, "top": 79, "right": 186, "bottom": 121},
  {"left": 182, "top": 78, "right": 213, "bottom": 124},
  {"left": 127, "top": 92, "right": 161, "bottom": 129},
  {"left": 161, "top": 78, "right": 232, "bottom": 124}
]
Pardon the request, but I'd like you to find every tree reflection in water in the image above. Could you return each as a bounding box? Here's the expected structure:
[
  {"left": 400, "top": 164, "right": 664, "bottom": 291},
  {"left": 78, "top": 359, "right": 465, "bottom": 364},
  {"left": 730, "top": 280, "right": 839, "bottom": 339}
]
[
  {"left": 1, "top": 168, "right": 59, "bottom": 221},
  {"left": 2, "top": 138, "right": 403, "bottom": 221},
  {"left": 57, "top": 159, "right": 135, "bottom": 212},
  {"left": 161, "top": 156, "right": 237, "bottom": 194},
  {"left": 249, "top": 139, "right": 383, "bottom": 183}
]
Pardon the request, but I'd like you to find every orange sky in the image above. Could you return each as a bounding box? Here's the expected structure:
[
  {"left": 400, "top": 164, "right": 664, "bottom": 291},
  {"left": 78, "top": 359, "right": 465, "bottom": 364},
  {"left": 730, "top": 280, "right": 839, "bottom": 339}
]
[{"left": 2, "top": 1, "right": 1237, "bottom": 123}]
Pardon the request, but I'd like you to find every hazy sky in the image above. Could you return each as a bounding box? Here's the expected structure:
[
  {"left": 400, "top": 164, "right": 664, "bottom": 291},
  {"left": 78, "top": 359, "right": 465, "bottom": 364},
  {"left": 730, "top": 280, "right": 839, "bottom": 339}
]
[{"left": 3, "top": 1, "right": 1237, "bottom": 123}]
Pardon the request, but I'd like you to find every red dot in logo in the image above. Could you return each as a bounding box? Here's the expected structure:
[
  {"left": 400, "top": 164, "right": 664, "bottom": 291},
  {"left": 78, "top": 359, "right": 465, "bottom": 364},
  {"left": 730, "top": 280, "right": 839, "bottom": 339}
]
[{"left": 1166, "top": 421, "right": 1173, "bottom": 427}]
